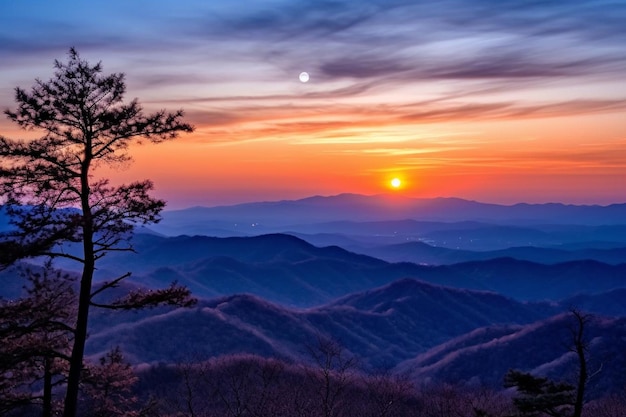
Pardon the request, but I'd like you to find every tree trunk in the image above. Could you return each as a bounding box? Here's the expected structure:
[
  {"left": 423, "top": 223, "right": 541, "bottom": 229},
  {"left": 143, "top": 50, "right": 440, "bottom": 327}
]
[
  {"left": 63, "top": 159, "right": 94, "bottom": 417},
  {"left": 62, "top": 250, "right": 94, "bottom": 416},
  {"left": 572, "top": 310, "right": 588, "bottom": 417},
  {"left": 42, "top": 357, "right": 52, "bottom": 417}
]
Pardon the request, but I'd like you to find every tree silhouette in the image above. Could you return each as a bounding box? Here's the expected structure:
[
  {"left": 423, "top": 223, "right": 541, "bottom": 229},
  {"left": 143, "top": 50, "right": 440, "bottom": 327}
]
[
  {"left": 80, "top": 347, "right": 147, "bottom": 417},
  {"left": 568, "top": 309, "right": 592, "bottom": 417},
  {"left": 503, "top": 310, "right": 594, "bottom": 417},
  {"left": 305, "top": 336, "right": 358, "bottom": 417},
  {"left": 0, "top": 265, "right": 74, "bottom": 416},
  {"left": 504, "top": 369, "right": 575, "bottom": 416},
  {"left": 0, "top": 48, "right": 195, "bottom": 417}
]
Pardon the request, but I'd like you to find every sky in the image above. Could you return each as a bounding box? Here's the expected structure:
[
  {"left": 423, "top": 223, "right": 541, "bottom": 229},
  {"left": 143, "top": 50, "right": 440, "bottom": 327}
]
[{"left": 0, "top": 0, "right": 625, "bottom": 208}]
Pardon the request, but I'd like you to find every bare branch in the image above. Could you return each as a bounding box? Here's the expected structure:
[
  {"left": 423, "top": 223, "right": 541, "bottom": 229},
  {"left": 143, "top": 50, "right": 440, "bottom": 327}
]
[{"left": 89, "top": 272, "right": 132, "bottom": 300}]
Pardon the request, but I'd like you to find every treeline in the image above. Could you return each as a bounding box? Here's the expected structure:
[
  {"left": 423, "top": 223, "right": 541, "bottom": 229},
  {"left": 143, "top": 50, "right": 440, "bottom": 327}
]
[
  {"left": 5, "top": 341, "right": 626, "bottom": 417},
  {"left": 137, "top": 349, "right": 626, "bottom": 417}
]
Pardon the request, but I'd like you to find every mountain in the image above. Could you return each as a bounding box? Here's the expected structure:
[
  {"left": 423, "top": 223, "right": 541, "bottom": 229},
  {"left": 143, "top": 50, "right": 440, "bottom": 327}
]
[
  {"left": 46, "top": 233, "right": 623, "bottom": 306},
  {"left": 286, "top": 220, "right": 560, "bottom": 251},
  {"left": 128, "top": 234, "right": 626, "bottom": 304},
  {"left": 445, "top": 258, "right": 626, "bottom": 301},
  {"left": 397, "top": 314, "right": 626, "bottom": 398},
  {"left": 150, "top": 194, "right": 626, "bottom": 237},
  {"left": 86, "top": 278, "right": 555, "bottom": 370},
  {"left": 348, "top": 241, "right": 626, "bottom": 265},
  {"left": 55, "top": 233, "right": 472, "bottom": 307},
  {"left": 560, "top": 289, "right": 626, "bottom": 317}
]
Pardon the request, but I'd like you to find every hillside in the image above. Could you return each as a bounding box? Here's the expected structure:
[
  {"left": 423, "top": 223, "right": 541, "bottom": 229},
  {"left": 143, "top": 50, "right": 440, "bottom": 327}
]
[
  {"left": 86, "top": 279, "right": 555, "bottom": 369},
  {"left": 397, "top": 314, "right": 626, "bottom": 398}
]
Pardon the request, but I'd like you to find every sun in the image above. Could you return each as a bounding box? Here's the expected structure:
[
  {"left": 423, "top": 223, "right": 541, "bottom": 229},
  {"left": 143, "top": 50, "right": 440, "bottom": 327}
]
[{"left": 390, "top": 178, "right": 402, "bottom": 188}]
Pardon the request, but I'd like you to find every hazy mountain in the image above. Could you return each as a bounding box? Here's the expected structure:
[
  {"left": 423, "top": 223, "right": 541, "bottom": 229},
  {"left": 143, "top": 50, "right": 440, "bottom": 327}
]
[
  {"left": 347, "top": 241, "right": 626, "bottom": 265},
  {"left": 150, "top": 194, "right": 626, "bottom": 237},
  {"left": 445, "top": 258, "right": 626, "bottom": 301},
  {"left": 397, "top": 314, "right": 626, "bottom": 398},
  {"left": 560, "top": 289, "right": 626, "bottom": 317},
  {"left": 86, "top": 278, "right": 555, "bottom": 369},
  {"left": 284, "top": 221, "right": 557, "bottom": 251}
]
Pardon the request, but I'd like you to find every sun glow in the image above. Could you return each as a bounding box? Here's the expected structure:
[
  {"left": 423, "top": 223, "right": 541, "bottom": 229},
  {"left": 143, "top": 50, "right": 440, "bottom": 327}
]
[{"left": 390, "top": 178, "right": 402, "bottom": 188}]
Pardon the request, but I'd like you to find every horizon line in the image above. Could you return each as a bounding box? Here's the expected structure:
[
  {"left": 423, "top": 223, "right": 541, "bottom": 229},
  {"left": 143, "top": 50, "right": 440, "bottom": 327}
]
[{"left": 162, "top": 192, "right": 626, "bottom": 211}]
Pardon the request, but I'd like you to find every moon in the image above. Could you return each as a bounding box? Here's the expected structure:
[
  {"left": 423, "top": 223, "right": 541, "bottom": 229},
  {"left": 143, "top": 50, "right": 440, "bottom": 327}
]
[
  {"left": 299, "top": 72, "right": 310, "bottom": 83},
  {"left": 391, "top": 178, "right": 402, "bottom": 188}
]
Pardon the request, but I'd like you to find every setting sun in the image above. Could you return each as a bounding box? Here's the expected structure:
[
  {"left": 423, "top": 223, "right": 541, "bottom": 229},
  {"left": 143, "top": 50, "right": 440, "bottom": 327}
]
[{"left": 390, "top": 178, "right": 402, "bottom": 188}]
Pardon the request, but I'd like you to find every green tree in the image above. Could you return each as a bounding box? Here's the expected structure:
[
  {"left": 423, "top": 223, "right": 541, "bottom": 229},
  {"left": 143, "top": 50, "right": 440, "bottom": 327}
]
[{"left": 0, "top": 48, "right": 195, "bottom": 417}]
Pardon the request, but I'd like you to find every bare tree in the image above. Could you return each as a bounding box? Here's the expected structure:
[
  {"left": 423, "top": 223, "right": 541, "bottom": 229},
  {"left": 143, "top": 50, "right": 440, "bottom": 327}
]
[
  {"left": 568, "top": 309, "right": 591, "bottom": 417},
  {"left": 583, "top": 393, "right": 626, "bottom": 417},
  {"left": 360, "top": 371, "right": 415, "bottom": 417},
  {"left": 305, "top": 336, "right": 359, "bottom": 417},
  {"left": 0, "top": 48, "right": 195, "bottom": 417}
]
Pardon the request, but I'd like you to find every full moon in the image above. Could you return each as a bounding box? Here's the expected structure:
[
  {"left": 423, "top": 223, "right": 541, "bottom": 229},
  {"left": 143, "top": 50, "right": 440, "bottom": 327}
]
[
  {"left": 299, "top": 72, "right": 310, "bottom": 83},
  {"left": 391, "top": 178, "right": 402, "bottom": 188}
]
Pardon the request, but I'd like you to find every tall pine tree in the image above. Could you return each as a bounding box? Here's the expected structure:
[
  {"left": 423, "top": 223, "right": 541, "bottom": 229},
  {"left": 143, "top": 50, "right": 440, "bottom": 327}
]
[{"left": 0, "top": 48, "right": 195, "bottom": 417}]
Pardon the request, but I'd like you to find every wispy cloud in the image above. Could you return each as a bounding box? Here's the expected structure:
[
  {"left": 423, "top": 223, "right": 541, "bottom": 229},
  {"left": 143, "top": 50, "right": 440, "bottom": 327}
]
[{"left": 1, "top": 0, "right": 625, "bottom": 204}]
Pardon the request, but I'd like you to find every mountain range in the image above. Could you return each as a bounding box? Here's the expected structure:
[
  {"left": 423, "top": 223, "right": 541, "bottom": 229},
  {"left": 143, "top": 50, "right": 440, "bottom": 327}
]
[
  {"left": 153, "top": 194, "right": 626, "bottom": 234},
  {"left": 39, "top": 233, "right": 626, "bottom": 307},
  {"left": 2, "top": 193, "right": 626, "bottom": 400},
  {"left": 84, "top": 277, "right": 626, "bottom": 397},
  {"left": 85, "top": 278, "right": 553, "bottom": 368}
]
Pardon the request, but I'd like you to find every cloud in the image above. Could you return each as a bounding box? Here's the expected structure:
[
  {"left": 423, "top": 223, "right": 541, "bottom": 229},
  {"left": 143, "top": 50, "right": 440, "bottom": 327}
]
[
  {"left": 2, "top": 0, "right": 625, "bottom": 147},
  {"left": 320, "top": 56, "right": 412, "bottom": 79}
]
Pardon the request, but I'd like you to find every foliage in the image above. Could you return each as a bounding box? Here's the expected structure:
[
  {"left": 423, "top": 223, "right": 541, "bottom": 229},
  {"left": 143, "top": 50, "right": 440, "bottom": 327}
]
[
  {"left": 504, "top": 369, "right": 575, "bottom": 416},
  {"left": 80, "top": 347, "right": 145, "bottom": 417},
  {"left": 0, "top": 265, "right": 74, "bottom": 415}
]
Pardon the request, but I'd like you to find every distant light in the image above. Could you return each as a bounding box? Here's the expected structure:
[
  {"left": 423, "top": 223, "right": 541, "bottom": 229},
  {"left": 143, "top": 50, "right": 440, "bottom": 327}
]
[
  {"left": 391, "top": 178, "right": 402, "bottom": 188},
  {"left": 299, "top": 72, "right": 310, "bottom": 83}
]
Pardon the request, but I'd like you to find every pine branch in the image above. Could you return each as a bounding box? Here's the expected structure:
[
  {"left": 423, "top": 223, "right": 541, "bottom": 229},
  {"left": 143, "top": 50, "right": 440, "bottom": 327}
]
[{"left": 90, "top": 282, "right": 196, "bottom": 310}]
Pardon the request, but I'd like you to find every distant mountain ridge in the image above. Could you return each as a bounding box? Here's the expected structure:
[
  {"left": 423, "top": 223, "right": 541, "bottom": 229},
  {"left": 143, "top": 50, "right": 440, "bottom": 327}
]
[
  {"left": 329, "top": 240, "right": 626, "bottom": 265},
  {"left": 151, "top": 194, "right": 626, "bottom": 236}
]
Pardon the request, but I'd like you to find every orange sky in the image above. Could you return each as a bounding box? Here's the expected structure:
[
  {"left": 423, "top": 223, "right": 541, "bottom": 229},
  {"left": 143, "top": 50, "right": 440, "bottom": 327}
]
[
  {"left": 1, "top": 1, "right": 625, "bottom": 208},
  {"left": 90, "top": 110, "right": 626, "bottom": 208}
]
